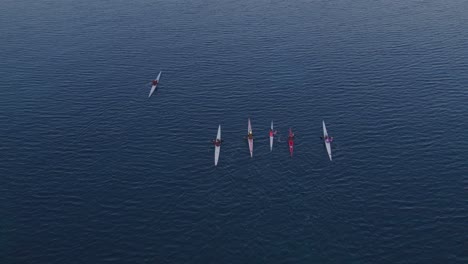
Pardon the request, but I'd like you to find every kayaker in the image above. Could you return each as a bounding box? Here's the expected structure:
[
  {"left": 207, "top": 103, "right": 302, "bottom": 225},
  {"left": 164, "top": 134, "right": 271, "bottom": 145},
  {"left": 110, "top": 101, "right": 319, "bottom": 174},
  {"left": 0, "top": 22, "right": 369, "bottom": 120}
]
[
  {"left": 213, "top": 139, "right": 222, "bottom": 146},
  {"left": 248, "top": 131, "right": 253, "bottom": 139},
  {"left": 152, "top": 80, "right": 158, "bottom": 86},
  {"left": 325, "top": 136, "right": 333, "bottom": 143},
  {"left": 269, "top": 129, "right": 277, "bottom": 137}
]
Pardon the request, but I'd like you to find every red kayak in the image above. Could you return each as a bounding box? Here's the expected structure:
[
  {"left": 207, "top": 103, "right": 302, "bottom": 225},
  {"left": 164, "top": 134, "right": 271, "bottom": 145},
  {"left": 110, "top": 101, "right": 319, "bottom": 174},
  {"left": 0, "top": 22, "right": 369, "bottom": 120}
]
[{"left": 288, "top": 128, "right": 294, "bottom": 157}]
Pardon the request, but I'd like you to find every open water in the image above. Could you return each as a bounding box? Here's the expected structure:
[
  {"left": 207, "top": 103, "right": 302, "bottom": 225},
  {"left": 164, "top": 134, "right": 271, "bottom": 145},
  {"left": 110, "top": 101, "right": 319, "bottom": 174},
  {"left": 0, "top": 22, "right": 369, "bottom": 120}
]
[{"left": 1, "top": 0, "right": 467, "bottom": 263}]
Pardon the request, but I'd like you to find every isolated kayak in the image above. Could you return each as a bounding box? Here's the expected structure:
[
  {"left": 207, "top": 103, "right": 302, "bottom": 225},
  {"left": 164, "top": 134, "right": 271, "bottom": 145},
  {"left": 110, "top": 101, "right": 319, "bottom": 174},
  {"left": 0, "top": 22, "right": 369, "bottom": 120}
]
[
  {"left": 269, "top": 120, "right": 274, "bottom": 151},
  {"left": 323, "top": 120, "right": 332, "bottom": 161},
  {"left": 148, "top": 71, "right": 162, "bottom": 98},
  {"left": 214, "top": 125, "right": 221, "bottom": 166},
  {"left": 288, "top": 128, "right": 294, "bottom": 157},
  {"left": 248, "top": 118, "right": 253, "bottom": 157}
]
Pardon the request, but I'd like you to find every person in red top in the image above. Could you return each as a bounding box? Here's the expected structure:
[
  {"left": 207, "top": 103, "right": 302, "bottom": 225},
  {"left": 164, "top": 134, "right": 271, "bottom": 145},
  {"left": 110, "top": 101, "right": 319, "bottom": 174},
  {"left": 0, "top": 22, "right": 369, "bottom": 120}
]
[
  {"left": 213, "top": 139, "right": 223, "bottom": 146},
  {"left": 152, "top": 80, "right": 158, "bottom": 86},
  {"left": 269, "top": 129, "right": 277, "bottom": 138}
]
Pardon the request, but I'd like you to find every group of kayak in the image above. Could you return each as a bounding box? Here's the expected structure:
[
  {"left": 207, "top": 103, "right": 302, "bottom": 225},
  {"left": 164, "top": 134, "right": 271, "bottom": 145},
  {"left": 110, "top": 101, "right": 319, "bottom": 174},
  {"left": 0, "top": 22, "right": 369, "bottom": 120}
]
[
  {"left": 213, "top": 119, "right": 334, "bottom": 166},
  {"left": 146, "top": 73, "right": 334, "bottom": 166}
]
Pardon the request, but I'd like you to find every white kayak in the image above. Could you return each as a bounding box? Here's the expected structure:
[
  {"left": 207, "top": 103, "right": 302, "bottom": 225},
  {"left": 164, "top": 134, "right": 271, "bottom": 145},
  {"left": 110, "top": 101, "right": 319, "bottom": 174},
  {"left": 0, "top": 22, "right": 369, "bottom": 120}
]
[
  {"left": 269, "top": 120, "right": 274, "bottom": 151},
  {"left": 214, "top": 125, "right": 221, "bottom": 166},
  {"left": 323, "top": 120, "right": 332, "bottom": 161},
  {"left": 248, "top": 118, "right": 253, "bottom": 157},
  {"left": 148, "top": 71, "right": 162, "bottom": 98}
]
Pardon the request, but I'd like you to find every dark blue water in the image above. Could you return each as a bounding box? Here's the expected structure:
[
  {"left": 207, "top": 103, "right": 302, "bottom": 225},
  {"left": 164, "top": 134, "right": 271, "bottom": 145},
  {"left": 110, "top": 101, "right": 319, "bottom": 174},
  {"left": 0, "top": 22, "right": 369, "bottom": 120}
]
[{"left": 1, "top": 0, "right": 467, "bottom": 263}]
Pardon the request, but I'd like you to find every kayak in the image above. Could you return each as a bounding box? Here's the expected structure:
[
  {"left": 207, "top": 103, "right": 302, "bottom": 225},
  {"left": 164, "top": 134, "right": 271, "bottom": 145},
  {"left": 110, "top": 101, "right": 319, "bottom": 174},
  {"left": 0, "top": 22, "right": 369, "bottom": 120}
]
[
  {"left": 214, "top": 125, "right": 221, "bottom": 166},
  {"left": 269, "top": 120, "right": 274, "bottom": 151},
  {"left": 323, "top": 120, "right": 332, "bottom": 161},
  {"left": 248, "top": 118, "right": 253, "bottom": 157},
  {"left": 148, "top": 71, "right": 162, "bottom": 98},
  {"left": 288, "top": 128, "right": 294, "bottom": 157}
]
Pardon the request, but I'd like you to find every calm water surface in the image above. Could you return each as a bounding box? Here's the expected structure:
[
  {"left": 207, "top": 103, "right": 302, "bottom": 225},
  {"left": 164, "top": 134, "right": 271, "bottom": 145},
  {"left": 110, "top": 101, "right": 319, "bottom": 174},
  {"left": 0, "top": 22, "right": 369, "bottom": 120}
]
[{"left": 1, "top": 0, "right": 467, "bottom": 263}]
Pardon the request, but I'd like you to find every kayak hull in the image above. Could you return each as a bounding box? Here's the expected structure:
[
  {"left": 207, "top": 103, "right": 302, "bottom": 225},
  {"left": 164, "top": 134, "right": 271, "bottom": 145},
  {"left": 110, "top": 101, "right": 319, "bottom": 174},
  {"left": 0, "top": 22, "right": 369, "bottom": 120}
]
[
  {"left": 149, "top": 85, "right": 157, "bottom": 98},
  {"left": 270, "top": 120, "right": 274, "bottom": 151},
  {"left": 148, "top": 71, "right": 162, "bottom": 98},
  {"left": 248, "top": 118, "right": 253, "bottom": 157},
  {"left": 323, "top": 121, "right": 332, "bottom": 161},
  {"left": 288, "top": 128, "right": 294, "bottom": 157},
  {"left": 214, "top": 125, "right": 221, "bottom": 166}
]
